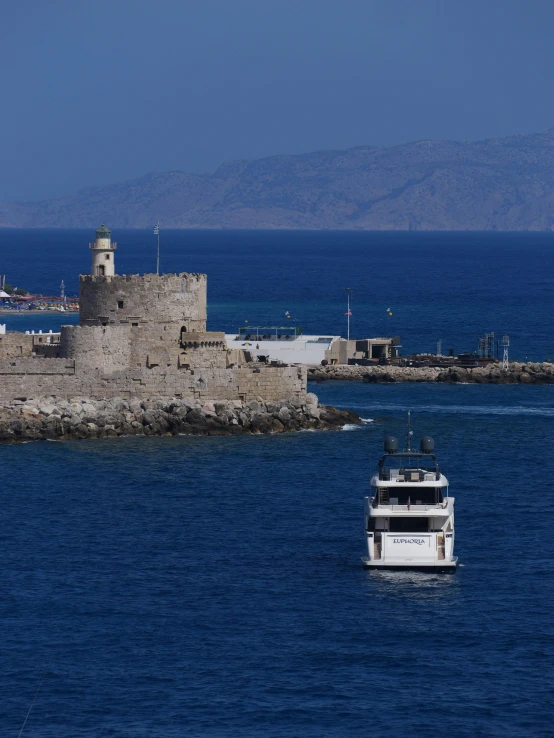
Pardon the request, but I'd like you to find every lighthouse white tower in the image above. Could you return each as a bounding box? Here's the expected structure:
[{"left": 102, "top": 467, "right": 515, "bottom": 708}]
[{"left": 89, "top": 224, "right": 117, "bottom": 277}]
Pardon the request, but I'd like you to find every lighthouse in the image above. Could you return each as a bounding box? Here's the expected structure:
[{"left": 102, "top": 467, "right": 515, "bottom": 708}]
[{"left": 89, "top": 224, "right": 117, "bottom": 277}]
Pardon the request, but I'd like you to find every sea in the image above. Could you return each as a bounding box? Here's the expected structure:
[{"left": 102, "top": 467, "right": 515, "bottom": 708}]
[{"left": 0, "top": 230, "right": 553, "bottom": 737}]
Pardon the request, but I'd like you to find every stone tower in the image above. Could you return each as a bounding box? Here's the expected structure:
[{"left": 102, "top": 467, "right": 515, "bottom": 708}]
[
  {"left": 89, "top": 224, "right": 117, "bottom": 277},
  {"left": 80, "top": 226, "right": 206, "bottom": 331}
]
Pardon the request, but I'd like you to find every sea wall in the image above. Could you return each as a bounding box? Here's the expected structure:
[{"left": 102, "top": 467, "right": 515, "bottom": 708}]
[
  {"left": 307, "top": 362, "right": 554, "bottom": 384},
  {"left": 0, "top": 394, "right": 360, "bottom": 443}
]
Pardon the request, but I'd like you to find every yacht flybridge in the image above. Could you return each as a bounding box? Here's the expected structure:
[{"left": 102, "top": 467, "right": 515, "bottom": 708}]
[{"left": 363, "top": 415, "right": 457, "bottom": 570}]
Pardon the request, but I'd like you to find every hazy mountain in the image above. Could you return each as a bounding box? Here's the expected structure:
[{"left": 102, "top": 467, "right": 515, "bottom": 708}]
[{"left": 4, "top": 129, "right": 554, "bottom": 230}]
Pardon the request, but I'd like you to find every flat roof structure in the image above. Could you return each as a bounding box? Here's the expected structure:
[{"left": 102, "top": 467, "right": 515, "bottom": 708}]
[{"left": 225, "top": 332, "right": 339, "bottom": 364}]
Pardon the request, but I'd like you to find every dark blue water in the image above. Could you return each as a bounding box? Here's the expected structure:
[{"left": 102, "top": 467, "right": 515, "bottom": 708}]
[
  {"left": 2, "top": 383, "right": 554, "bottom": 737},
  {"left": 1, "top": 229, "right": 553, "bottom": 359},
  {"left": 1, "top": 231, "right": 554, "bottom": 736}
]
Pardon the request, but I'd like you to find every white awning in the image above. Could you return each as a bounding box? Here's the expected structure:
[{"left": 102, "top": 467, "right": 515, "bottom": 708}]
[{"left": 0, "top": 290, "right": 10, "bottom": 298}]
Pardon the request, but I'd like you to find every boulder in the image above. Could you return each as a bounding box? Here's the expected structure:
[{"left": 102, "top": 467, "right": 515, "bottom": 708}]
[
  {"left": 38, "top": 404, "right": 59, "bottom": 416},
  {"left": 277, "top": 406, "right": 291, "bottom": 422}
]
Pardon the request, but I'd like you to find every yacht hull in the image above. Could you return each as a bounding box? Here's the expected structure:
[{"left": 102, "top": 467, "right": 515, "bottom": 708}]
[{"left": 362, "top": 556, "right": 458, "bottom": 571}]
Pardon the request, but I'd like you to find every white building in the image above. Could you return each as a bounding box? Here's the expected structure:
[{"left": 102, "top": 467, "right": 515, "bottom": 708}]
[{"left": 225, "top": 327, "right": 400, "bottom": 365}]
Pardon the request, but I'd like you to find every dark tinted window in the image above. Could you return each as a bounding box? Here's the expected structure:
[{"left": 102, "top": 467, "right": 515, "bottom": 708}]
[{"left": 389, "top": 517, "right": 428, "bottom": 533}]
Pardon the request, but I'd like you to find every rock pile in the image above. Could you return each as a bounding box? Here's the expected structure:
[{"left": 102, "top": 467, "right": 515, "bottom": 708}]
[
  {"left": 0, "top": 393, "right": 360, "bottom": 444},
  {"left": 435, "top": 362, "right": 554, "bottom": 384},
  {"left": 308, "top": 362, "right": 554, "bottom": 384}
]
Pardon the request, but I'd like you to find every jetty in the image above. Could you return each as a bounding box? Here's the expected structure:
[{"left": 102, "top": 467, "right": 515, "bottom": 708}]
[{"left": 307, "top": 362, "right": 554, "bottom": 384}]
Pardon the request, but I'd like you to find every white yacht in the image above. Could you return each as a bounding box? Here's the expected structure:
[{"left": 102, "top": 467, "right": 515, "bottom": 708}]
[{"left": 362, "top": 415, "right": 457, "bottom": 570}]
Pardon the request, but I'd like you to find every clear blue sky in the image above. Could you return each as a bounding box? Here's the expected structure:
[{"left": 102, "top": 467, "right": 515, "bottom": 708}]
[{"left": 2, "top": 0, "right": 554, "bottom": 201}]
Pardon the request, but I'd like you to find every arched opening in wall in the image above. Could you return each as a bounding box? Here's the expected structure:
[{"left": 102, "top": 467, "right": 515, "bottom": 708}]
[
  {"left": 98, "top": 265, "right": 105, "bottom": 276},
  {"left": 180, "top": 326, "right": 187, "bottom": 346}
]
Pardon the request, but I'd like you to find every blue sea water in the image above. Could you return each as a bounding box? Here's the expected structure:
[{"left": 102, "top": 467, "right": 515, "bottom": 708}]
[
  {"left": 1, "top": 229, "right": 553, "bottom": 359},
  {"left": 1, "top": 230, "right": 554, "bottom": 736}
]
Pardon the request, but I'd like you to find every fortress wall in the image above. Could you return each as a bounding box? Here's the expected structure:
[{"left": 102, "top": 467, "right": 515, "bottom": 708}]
[
  {"left": 0, "top": 357, "right": 76, "bottom": 401},
  {"left": 34, "top": 343, "right": 61, "bottom": 358},
  {"left": 0, "top": 362, "right": 306, "bottom": 404},
  {"left": 0, "top": 357, "right": 75, "bottom": 375},
  {"left": 59, "top": 323, "right": 230, "bottom": 373},
  {"left": 60, "top": 325, "right": 132, "bottom": 371},
  {"left": 177, "top": 332, "right": 229, "bottom": 370},
  {"left": 0, "top": 332, "right": 34, "bottom": 359},
  {"left": 128, "top": 328, "right": 229, "bottom": 370},
  {"left": 0, "top": 258, "right": 307, "bottom": 406},
  {"left": 79, "top": 273, "right": 207, "bottom": 332}
]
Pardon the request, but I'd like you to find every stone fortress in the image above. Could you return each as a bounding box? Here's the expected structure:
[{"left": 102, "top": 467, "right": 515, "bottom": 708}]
[{"left": 0, "top": 226, "right": 307, "bottom": 405}]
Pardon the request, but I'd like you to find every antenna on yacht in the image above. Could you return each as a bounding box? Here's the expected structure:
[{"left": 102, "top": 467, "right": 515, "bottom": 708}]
[{"left": 406, "top": 410, "right": 413, "bottom": 452}]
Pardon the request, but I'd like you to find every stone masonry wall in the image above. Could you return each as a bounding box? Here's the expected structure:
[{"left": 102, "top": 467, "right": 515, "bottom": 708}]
[
  {"left": 59, "top": 324, "right": 230, "bottom": 373},
  {"left": 0, "top": 357, "right": 76, "bottom": 375},
  {"left": 79, "top": 273, "right": 207, "bottom": 332},
  {"left": 178, "top": 332, "right": 228, "bottom": 370},
  {"left": 0, "top": 362, "right": 306, "bottom": 404},
  {"left": 60, "top": 325, "right": 132, "bottom": 371},
  {"left": 0, "top": 332, "right": 34, "bottom": 359}
]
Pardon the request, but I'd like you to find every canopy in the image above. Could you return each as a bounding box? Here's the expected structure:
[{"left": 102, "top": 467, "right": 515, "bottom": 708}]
[{"left": 0, "top": 290, "right": 10, "bottom": 298}]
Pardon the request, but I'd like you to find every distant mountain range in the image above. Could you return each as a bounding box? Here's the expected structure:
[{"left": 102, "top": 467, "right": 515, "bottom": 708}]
[{"left": 4, "top": 128, "right": 554, "bottom": 230}]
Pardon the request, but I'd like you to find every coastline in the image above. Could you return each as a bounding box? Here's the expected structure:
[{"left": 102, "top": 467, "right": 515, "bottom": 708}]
[
  {"left": 0, "top": 395, "right": 360, "bottom": 444},
  {"left": 307, "top": 362, "right": 554, "bottom": 384}
]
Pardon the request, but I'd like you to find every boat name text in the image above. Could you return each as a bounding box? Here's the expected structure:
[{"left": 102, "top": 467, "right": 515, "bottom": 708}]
[{"left": 392, "top": 538, "right": 426, "bottom": 545}]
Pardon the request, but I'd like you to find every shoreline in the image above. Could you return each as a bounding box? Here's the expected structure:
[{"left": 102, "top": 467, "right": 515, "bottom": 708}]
[
  {"left": 0, "top": 395, "right": 360, "bottom": 444},
  {"left": 0, "top": 309, "right": 78, "bottom": 316},
  {"left": 307, "top": 362, "right": 554, "bottom": 385}
]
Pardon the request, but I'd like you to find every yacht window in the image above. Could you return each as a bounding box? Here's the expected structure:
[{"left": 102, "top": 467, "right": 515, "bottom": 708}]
[
  {"left": 389, "top": 517, "right": 428, "bottom": 533},
  {"left": 389, "top": 487, "right": 443, "bottom": 505}
]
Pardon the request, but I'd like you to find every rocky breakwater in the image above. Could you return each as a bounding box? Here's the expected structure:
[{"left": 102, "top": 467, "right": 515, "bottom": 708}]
[
  {"left": 0, "top": 394, "right": 360, "bottom": 444},
  {"left": 308, "top": 362, "right": 554, "bottom": 384},
  {"left": 435, "top": 362, "right": 554, "bottom": 384},
  {"left": 308, "top": 365, "right": 440, "bottom": 382}
]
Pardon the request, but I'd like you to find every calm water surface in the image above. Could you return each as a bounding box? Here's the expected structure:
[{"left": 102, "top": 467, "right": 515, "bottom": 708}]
[
  {"left": 1, "top": 382, "right": 554, "bottom": 737},
  {"left": 1, "top": 231, "right": 553, "bottom": 735}
]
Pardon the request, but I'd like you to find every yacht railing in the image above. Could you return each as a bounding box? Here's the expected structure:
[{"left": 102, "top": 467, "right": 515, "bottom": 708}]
[
  {"left": 371, "top": 501, "right": 446, "bottom": 511},
  {"left": 378, "top": 470, "right": 440, "bottom": 482}
]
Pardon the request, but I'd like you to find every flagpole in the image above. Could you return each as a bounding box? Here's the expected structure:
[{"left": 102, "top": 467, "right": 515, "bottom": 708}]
[{"left": 345, "top": 287, "right": 351, "bottom": 340}]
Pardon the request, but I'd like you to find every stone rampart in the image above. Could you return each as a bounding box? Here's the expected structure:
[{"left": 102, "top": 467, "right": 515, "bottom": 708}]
[
  {"left": 0, "top": 332, "right": 34, "bottom": 359},
  {"left": 0, "top": 361, "right": 306, "bottom": 404},
  {"left": 0, "top": 357, "right": 75, "bottom": 375},
  {"left": 178, "top": 332, "right": 229, "bottom": 370}
]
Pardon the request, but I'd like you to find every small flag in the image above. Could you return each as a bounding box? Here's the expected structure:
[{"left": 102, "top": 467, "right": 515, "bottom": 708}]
[
  {"left": 154, "top": 223, "right": 159, "bottom": 235},
  {"left": 344, "top": 310, "right": 352, "bottom": 316}
]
